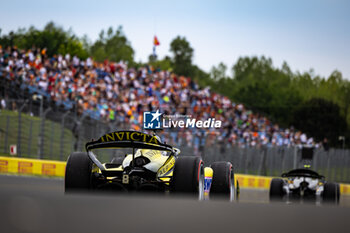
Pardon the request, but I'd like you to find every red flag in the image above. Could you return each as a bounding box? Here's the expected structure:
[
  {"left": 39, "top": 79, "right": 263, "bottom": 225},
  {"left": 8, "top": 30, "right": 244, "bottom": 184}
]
[{"left": 154, "top": 36, "right": 160, "bottom": 46}]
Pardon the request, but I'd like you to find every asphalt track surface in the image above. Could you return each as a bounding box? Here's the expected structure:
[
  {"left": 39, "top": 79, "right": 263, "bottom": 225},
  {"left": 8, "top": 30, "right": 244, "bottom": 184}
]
[{"left": 1, "top": 175, "right": 350, "bottom": 233}]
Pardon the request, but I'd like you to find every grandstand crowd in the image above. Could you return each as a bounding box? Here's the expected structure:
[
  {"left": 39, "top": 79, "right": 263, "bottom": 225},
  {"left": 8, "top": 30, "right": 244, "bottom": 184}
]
[{"left": 0, "top": 46, "right": 316, "bottom": 150}]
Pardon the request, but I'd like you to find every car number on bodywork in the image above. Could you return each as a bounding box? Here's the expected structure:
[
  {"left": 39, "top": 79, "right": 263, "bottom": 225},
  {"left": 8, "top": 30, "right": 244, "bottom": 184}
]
[{"left": 122, "top": 174, "right": 129, "bottom": 184}]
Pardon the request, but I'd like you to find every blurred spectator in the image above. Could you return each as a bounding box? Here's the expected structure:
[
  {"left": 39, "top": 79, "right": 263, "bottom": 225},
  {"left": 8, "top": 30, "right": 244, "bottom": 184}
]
[{"left": 0, "top": 46, "right": 315, "bottom": 148}]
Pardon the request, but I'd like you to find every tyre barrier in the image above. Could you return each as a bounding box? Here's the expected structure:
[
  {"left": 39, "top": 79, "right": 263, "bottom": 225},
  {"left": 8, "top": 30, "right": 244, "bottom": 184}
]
[{"left": 1, "top": 156, "right": 350, "bottom": 195}]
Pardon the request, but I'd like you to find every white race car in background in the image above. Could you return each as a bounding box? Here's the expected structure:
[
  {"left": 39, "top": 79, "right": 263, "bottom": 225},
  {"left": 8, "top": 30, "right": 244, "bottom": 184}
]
[{"left": 270, "top": 168, "right": 340, "bottom": 204}]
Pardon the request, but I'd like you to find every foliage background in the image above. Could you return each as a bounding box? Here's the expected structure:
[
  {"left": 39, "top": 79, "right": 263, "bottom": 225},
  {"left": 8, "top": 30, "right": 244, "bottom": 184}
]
[{"left": 1, "top": 22, "right": 349, "bottom": 147}]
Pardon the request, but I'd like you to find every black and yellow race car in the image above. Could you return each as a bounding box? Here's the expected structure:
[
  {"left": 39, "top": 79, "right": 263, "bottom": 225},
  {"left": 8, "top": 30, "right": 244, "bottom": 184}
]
[{"left": 65, "top": 130, "right": 239, "bottom": 200}]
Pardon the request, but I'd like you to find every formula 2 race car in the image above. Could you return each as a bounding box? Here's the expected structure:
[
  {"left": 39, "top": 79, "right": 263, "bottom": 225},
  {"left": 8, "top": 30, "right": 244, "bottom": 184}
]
[
  {"left": 65, "top": 130, "right": 238, "bottom": 200},
  {"left": 269, "top": 168, "right": 340, "bottom": 204}
]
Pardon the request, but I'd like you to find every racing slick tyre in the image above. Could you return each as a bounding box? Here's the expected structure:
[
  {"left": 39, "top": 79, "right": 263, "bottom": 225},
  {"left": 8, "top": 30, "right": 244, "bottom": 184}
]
[
  {"left": 337, "top": 183, "right": 340, "bottom": 202},
  {"left": 323, "top": 182, "right": 339, "bottom": 203},
  {"left": 269, "top": 178, "right": 284, "bottom": 201},
  {"left": 65, "top": 152, "right": 92, "bottom": 192},
  {"left": 171, "top": 156, "right": 204, "bottom": 200},
  {"left": 210, "top": 161, "right": 236, "bottom": 201}
]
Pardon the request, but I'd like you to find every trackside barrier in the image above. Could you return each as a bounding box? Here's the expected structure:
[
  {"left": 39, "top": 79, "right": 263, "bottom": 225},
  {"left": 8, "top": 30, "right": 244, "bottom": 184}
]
[
  {"left": 0, "top": 156, "right": 350, "bottom": 195},
  {"left": 340, "top": 184, "right": 350, "bottom": 195},
  {"left": 236, "top": 174, "right": 272, "bottom": 189},
  {"left": 0, "top": 156, "right": 65, "bottom": 177}
]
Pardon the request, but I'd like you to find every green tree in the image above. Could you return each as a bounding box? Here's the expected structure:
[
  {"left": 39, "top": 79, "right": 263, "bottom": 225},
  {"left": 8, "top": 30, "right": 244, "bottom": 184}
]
[
  {"left": 340, "top": 81, "right": 350, "bottom": 125},
  {"left": 292, "top": 98, "right": 347, "bottom": 146},
  {"left": 0, "top": 22, "right": 88, "bottom": 59},
  {"left": 191, "top": 65, "right": 212, "bottom": 87},
  {"left": 90, "top": 26, "right": 134, "bottom": 64},
  {"left": 228, "top": 56, "right": 302, "bottom": 126},
  {"left": 169, "top": 36, "right": 194, "bottom": 76},
  {"left": 148, "top": 55, "right": 173, "bottom": 71},
  {"left": 210, "top": 62, "right": 228, "bottom": 80}
]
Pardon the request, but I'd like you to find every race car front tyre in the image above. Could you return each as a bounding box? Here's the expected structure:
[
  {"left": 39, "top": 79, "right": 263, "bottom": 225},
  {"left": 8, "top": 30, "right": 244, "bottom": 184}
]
[
  {"left": 210, "top": 161, "right": 236, "bottom": 201},
  {"left": 65, "top": 152, "right": 92, "bottom": 192},
  {"left": 269, "top": 178, "right": 284, "bottom": 200},
  {"left": 323, "top": 182, "right": 339, "bottom": 203},
  {"left": 171, "top": 156, "right": 204, "bottom": 200}
]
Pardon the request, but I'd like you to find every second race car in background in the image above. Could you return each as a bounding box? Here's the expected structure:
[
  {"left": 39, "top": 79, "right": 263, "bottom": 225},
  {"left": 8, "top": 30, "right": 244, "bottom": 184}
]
[
  {"left": 270, "top": 168, "right": 340, "bottom": 204},
  {"left": 270, "top": 145, "right": 340, "bottom": 204}
]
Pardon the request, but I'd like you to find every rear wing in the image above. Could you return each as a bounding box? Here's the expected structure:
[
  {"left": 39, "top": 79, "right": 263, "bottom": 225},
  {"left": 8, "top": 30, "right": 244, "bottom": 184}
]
[
  {"left": 85, "top": 131, "right": 179, "bottom": 176},
  {"left": 85, "top": 131, "right": 175, "bottom": 153},
  {"left": 282, "top": 168, "right": 324, "bottom": 179}
]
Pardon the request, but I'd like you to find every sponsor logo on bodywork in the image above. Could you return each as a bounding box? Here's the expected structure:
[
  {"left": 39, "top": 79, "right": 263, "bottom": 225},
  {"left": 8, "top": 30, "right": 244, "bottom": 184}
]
[
  {"left": 204, "top": 177, "right": 212, "bottom": 193},
  {"left": 157, "top": 156, "right": 175, "bottom": 177},
  {"left": 100, "top": 131, "right": 160, "bottom": 145}
]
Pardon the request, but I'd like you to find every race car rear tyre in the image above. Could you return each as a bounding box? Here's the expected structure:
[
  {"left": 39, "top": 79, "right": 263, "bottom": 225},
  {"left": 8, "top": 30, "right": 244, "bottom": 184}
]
[
  {"left": 65, "top": 152, "right": 92, "bottom": 192},
  {"left": 269, "top": 178, "right": 284, "bottom": 200},
  {"left": 210, "top": 161, "right": 236, "bottom": 201},
  {"left": 337, "top": 183, "right": 340, "bottom": 201},
  {"left": 323, "top": 182, "right": 339, "bottom": 203},
  {"left": 171, "top": 156, "right": 204, "bottom": 200}
]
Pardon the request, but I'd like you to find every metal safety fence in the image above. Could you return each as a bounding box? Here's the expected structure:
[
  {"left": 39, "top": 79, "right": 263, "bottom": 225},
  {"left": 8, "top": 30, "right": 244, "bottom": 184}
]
[
  {"left": 195, "top": 145, "right": 350, "bottom": 183},
  {"left": 0, "top": 98, "right": 350, "bottom": 183},
  {"left": 0, "top": 98, "right": 127, "bottom": 161}
]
